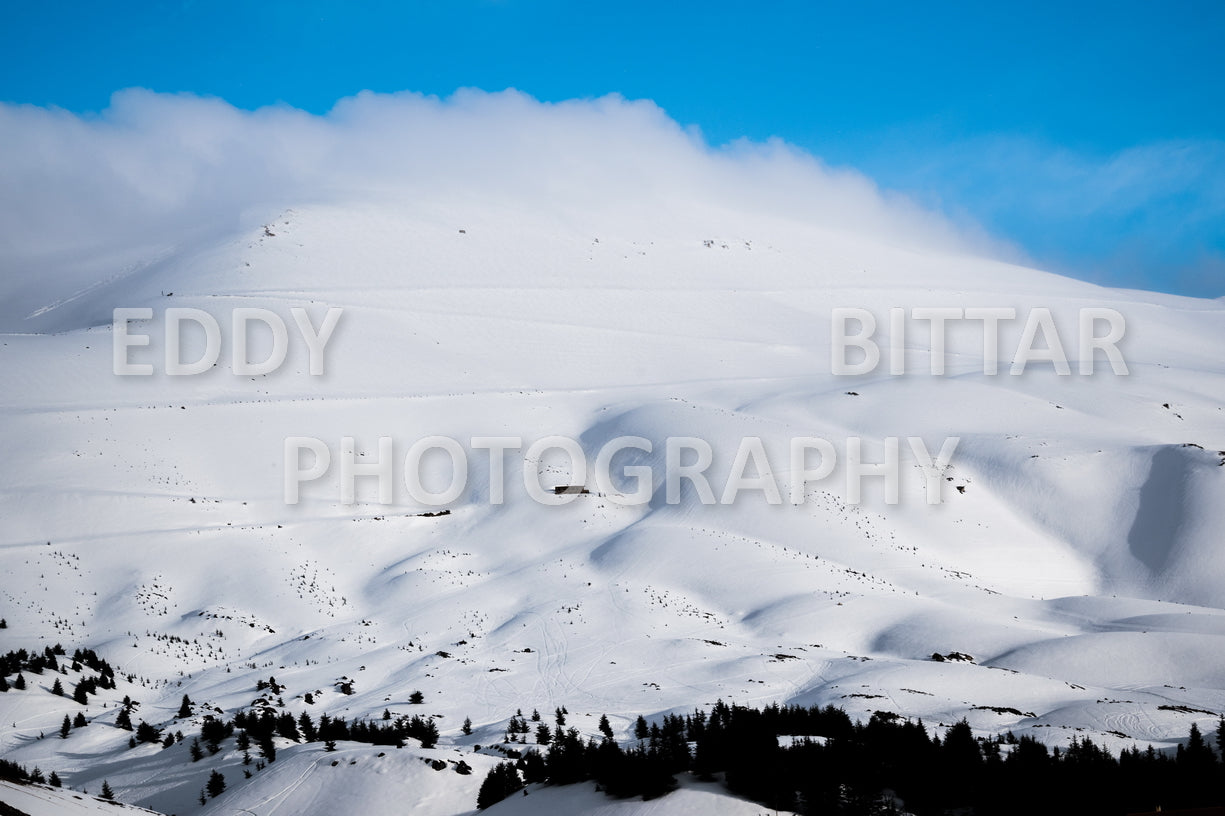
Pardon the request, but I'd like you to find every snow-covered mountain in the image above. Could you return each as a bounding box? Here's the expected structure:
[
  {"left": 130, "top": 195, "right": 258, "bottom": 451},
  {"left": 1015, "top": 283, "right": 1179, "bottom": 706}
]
[{"left": 1, "top": 188, "right": 1223, "bottom": 814}]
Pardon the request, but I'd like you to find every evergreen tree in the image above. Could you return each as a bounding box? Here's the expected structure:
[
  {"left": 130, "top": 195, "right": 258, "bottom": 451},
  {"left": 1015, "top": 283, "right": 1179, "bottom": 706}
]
[
  {"left": 462, "top": 716, "right": 473, "bottom": 736},
  {"left": 100, "top": 780, "right": 114, "bottom": 800},
  {"left": 28, "top": 767, "right": 44, "bottom": 785},
  {"left": 190, "top": 737, "right": 204, "bottom": 762},
  {"left": 51, "top": 678, "right": 64, "bottom": 696},
  {"left": 1181, "top": 721, "right": 1216, "bottom": 766},
  {"left": 297, "top": 713, "right": 317, "bottom": 742},
  {"left": 114, "top": 707, "right": 132, "bottom": 731},
  {"left": 60, "top": 715, "right": 71, "bottom": 739},
  {"left": 520, "top": 749, "right": 547, "bottom": 784},
  {"left": 420, "top": 718, "right": 440, "bottom": 749},
  {"left": 206, "top": 769, "right": 226, "bottom": 798},
  {"left": 555, "top": 707, "right": 566, "bottom": 726},
  {"left": 409, "top": 690, "right": 424, "bottom": 704},
  {"left": 276, "top": 712, "right": 300, "bottom": 742},
  {"left": 0, "top": 618, "right": 6, "bottom": 628},
  {"left": 73, "top": 712, "right": 87, "bottom": 728},
  {"left": 1178, "top": 721, "right": 1217, "bottom": 805},
  {"left": 13, "top": 674, "right": 25, "bottom": 690},
  {"left": 476, "top": 762, "right": 522, "bottom": 809},
  {"left": 176, "top": 694, "right": 192, "bottom": 719},
  {"left": 0, "top": 675, "right": 7, "bottom": 692},
  {"left": 258, "top": 733, "right": 277, "bottom": 763},
  {"left": 536, "top": 724, "right": 552, "bottom": 745},
  {"left": 634, "top": 715, "right": 649, "bottom": 740},
  {"left": 72, "top": 680, "right": 88, "bottom": 705},
  {"left": 599, "top": 714, "right": 614, "bottom": 740},
  {"left": 135, "top": 720, "right": 162, "bottom": 744},
  {"left": 49, "top": 770, "right": 61, "bottom": 787}
]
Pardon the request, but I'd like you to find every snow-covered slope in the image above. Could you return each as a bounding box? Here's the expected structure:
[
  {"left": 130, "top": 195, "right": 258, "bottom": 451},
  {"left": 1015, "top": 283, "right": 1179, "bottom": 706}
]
[
  {"left": 0, "top": 780, "right": 162, "bottom": 816},
  {"left": 1, "top": 194, "right": 1223, "bottom": 814}
]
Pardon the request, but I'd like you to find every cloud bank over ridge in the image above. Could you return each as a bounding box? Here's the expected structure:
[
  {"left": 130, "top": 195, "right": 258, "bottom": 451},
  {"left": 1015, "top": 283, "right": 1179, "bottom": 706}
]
[{"left": 0, "top": 88, "right": 1009, "bottom": 330}]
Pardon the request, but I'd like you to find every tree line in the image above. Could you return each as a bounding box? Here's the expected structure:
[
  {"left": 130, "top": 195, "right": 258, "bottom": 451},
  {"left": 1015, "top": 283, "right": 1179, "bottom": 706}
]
[{"left": 478, "top": 700, "right": 1225, "bottom": 814}]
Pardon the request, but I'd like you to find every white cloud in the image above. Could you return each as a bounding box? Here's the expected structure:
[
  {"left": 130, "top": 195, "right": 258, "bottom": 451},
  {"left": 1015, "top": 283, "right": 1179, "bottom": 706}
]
[
  {"left": 0, "top": 88, "right": 1005, "bottom": 330},
  {"left": 855, "top": 132, "right": 1225, "bottom": 297}
]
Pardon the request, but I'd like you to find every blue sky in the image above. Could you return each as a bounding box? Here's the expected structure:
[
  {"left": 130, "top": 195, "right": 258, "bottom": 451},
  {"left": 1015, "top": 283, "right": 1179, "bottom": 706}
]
[{"left": 2, "top": 1, "right": 1223, "bottom": 297}]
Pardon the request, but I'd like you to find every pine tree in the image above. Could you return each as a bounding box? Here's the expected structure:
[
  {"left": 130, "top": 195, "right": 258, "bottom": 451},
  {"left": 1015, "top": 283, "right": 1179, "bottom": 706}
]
[
  {"left": 476, "top": 762, "right": 523, "bottom": 810},
  {"left": 634, "top": 715, "right": 649, "bottom": 740},
  {"left": 259, "top": 733, "right": 276, "bottom": 763},
  {"left": 51, "top": 678, "right": 64, "bottom": 696},
  {"left": 115, "top": 707, "right": 132, "bottom": 730},
  {"left": 462, "top": 716, "right": 473, "bottom": 736},
  {"left": 29, "top": 767, "right": 44, "bottom": 785},
  {"left": 0, "top": 618, "right": 7, "bottom": 628},
  {"left": 0, "top": 675, "right": 7, "bottom": 692},
  {"left": 13, "top": 674, "right": 25, "bottom": 691},
  {"left": 176, "top": 694, "right": 192, "bottom": 719},
  {"left": 49, "top": 770, "right": 61, "bottom": 787},
  {"left": 206, "top": 769, "right": 226, "bottom": 798},
  {"left": 74, "top": 712, "right": 88, "bottom": 728},
  {"left": 1185, "top": 721, "right": 1214, "bottom": 762},
  {"left": 599, "top": 714, "right": 614, "bottom": 740},
  {"left": 1178, "top": 720, "right": 1216, "bottom": 789},
  {"left": 420, "top": 718, "right": 440, "bottom": 749},
  {"left": 135, "top": 720, "right": 162, "bottom": 744},
  {"left": 60, "top": 715, "right": 71, "bottom": 739},
  {"left": 409, "top": 690, "right": 424, "bottom": 704},
  {"left": 555, "top": 707, "right": 566, "bottom": 726},
  {"left": 190, "top": 737, "right": 204, "bottom": 762},
  {"left": 72, "top": 680, "right": 88, "bottom": 705},
  {"left": 100, "top": 780, "right": 114, "bottom": 800}
]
